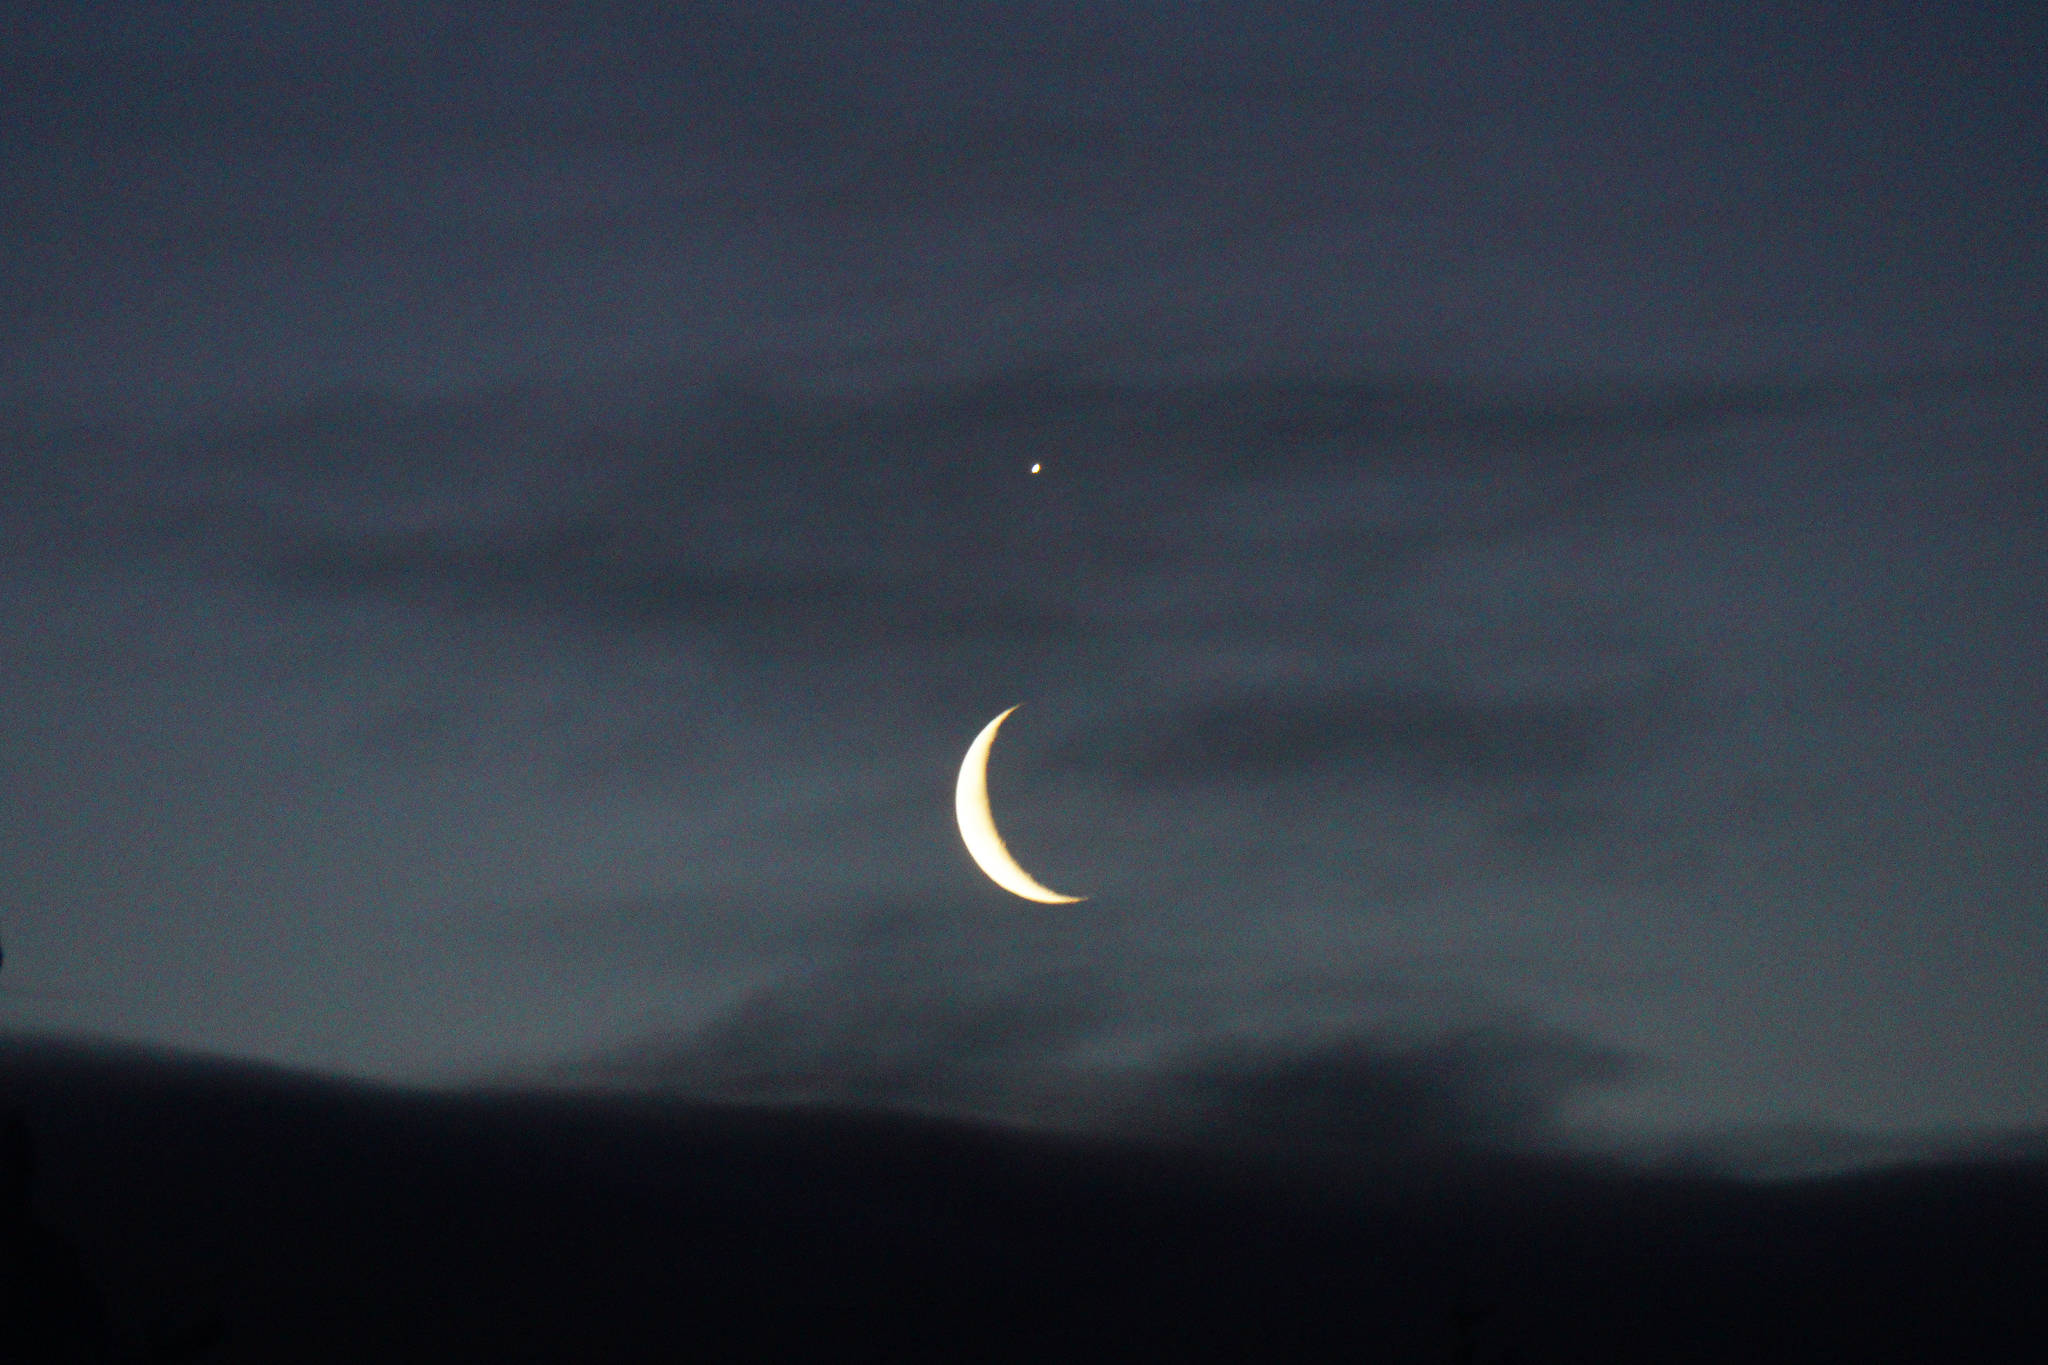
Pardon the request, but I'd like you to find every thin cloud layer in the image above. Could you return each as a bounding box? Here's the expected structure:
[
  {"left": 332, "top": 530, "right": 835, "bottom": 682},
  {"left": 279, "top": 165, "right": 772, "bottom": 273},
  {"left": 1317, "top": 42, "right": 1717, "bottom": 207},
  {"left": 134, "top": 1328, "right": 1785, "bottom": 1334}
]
[
  {"left": 1081, "top": 686, "right": 1614, "bottom": 788},
  {"left": 578, "top": 937, "right": 1634, "bottom": 1168},
  {"left": 1138, "top": 1026, "right": 1634, "bottom": 1160},
  {"left": 81, "top": 364, "right": 1870, "bottom": 656}
]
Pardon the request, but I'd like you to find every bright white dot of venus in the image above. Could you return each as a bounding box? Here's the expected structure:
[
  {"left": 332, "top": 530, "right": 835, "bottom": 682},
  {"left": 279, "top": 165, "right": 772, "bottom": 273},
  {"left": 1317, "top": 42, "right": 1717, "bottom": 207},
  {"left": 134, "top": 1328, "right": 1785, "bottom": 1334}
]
[{"left": 1030, "top": 463, "right": 1042, "bottom": 473}]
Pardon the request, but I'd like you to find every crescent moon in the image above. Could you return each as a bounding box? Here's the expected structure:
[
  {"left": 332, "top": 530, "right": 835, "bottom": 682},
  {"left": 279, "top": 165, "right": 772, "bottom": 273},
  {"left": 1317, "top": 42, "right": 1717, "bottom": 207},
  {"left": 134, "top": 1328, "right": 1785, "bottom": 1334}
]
[{"left": 955, "top": 706, "right": 1084, "bottom": 904}]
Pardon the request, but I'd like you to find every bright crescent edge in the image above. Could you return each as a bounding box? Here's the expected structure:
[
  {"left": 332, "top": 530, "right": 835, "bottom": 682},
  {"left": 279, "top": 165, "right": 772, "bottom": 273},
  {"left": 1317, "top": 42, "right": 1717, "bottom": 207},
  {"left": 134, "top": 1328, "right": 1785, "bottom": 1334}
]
[{"left": 955, "top": 706, "right": 1084, "bottom": 904}]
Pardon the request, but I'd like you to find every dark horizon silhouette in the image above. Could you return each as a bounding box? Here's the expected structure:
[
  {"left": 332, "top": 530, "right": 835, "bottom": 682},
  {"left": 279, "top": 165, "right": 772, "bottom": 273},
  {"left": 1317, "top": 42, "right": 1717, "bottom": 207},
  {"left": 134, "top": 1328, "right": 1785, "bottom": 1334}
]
[
  {"left": 2, "top": 1033, "right": 2043, "bottom": 1362},
  {"left": 2, "top": 1107, "right": 115, "bottom": 1362}
]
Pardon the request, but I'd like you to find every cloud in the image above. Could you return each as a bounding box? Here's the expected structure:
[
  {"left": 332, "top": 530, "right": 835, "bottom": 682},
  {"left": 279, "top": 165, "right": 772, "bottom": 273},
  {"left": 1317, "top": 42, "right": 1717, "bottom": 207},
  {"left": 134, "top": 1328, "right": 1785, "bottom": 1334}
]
[
  {"left": 578, "top": 930, "right": 1108, "bottom": 1113},
  {"left": 256, "top": 516, "right": 1085, "bottom": 646},
  {"left": 577, "top": 923, "right": 1633, "bottom": 1167},
  {"left": 96, "top": 361, "right": 1869, "bottom": 646},
  {"left": 73, "top": 360, "right": 2002, "bottom": 705},
  {"left": 602, "top": 981, "right": 1100, "bottom": 1108},
  {"left": 1078, "top": 685, "right": 1615, "bottom": 789},
  {"left": 1131, "top": 1025, "right": 1634, "bottom": 1161}
]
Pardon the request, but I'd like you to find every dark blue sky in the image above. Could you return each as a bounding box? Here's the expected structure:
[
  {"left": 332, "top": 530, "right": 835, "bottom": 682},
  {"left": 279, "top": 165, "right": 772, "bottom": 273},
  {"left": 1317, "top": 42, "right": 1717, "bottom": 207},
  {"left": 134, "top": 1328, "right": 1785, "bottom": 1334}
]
[{"left": 2, "top": 0, "right": 2043, "bottom": 1173}]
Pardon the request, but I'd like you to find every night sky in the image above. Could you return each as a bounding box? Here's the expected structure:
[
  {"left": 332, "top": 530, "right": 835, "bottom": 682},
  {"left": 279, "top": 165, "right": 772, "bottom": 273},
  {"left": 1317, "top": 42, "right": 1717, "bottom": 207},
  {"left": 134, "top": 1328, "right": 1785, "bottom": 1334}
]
[{"left": 4, "top": 0, "right": 2045, "bottom": 1185}]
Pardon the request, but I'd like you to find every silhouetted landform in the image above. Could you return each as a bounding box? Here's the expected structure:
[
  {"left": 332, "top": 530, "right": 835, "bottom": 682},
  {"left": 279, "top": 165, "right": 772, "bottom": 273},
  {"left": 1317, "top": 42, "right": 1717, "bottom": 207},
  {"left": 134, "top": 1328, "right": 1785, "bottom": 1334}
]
[
  {"left": 2, "top": 1108, "right": 114, "bottom": 1361},
  {"left": 1, "top": 1034, "right": 2043, "bottom": 1362}
]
